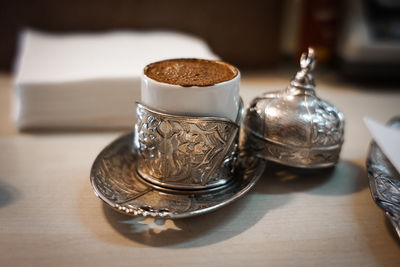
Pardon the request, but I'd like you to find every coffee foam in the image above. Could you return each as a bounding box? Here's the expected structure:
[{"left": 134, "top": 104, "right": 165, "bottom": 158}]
[{"left": 144, "top": 58, "right": 238, "bottom": 87}]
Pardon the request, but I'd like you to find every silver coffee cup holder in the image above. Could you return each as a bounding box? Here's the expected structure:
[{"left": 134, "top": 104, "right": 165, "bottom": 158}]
[{"left": 134, "top": 99, "right": 243, "bottom": 194}]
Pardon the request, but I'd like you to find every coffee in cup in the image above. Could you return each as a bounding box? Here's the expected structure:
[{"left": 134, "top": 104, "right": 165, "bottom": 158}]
[{"left": 141, "top": 58, "right": 240, "bottom": 121}]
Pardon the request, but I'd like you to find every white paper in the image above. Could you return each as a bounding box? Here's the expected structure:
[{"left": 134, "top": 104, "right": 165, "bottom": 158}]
[
  {"left": 14, "top": 30, "right": 218, "bottom": 130},
  {"left": 364, "top": 117, "right": 400, "bottom": 174}
]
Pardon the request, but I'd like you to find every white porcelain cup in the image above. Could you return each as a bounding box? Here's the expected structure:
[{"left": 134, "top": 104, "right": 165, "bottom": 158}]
[{"left": 141, "top": 59, "right": 240, "bottom": 122}]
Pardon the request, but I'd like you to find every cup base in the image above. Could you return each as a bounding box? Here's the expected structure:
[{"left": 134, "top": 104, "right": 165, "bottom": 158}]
[
  {"left": 135, "top": 167, "right": 235, "bottom": 194},
  {"left": 135, "top": 167, "right": 234, "bottom": 193}
]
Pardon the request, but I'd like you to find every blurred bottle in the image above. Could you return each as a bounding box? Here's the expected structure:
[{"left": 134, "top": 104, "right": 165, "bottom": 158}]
[
  {"left": 280, "top": 0, "right": 338, "bottom": 64},
  {"left": 297, "top": 0, "right": 338, "bottom": 63}
]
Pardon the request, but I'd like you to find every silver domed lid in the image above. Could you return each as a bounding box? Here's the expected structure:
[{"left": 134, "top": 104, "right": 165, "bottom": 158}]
[{"left": 240, "top": 48, "right": 345, "bottom": 168}]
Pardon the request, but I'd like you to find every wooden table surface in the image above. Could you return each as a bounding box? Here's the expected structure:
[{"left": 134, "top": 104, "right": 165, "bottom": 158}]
[{"left": 0, "top": 72, "right": 399, "bottom": 266}]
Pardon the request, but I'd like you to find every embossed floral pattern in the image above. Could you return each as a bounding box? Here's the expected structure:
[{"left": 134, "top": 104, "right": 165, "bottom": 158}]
[{"left": 135, "top": 104, "right": 239, "bottom": 187}]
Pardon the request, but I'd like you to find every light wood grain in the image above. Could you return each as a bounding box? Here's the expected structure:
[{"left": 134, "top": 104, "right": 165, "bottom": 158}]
[{"left": 0, "top": 72, "right": 399, "bottom": 267}]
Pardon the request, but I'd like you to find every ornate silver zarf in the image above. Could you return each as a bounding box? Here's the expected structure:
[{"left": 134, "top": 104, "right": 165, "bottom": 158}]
[
  {"left": 240, "top": 47, "right": 345, "bottom": 168},
  {"left": 134, "top": 102, "right": 241, "bottom": 191},
  {"left": 90, "top": 99, "right": 267, "bottom": 218}
]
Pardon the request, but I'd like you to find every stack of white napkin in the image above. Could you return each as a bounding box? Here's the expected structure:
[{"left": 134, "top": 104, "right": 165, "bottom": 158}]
[{"left": 14, "top": 30, "right": 218, "bottom": 130}]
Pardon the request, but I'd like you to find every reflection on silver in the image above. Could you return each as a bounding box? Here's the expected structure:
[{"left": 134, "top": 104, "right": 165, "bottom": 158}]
[
  {"left": 90, "top": 133, "right": 265, "bottom": 219},
  {"left": 240, "top": 47, "right": 345, "bottom": 168},
  {"left": 134, "top": 100, "right": 242, "bottom": 191},
  {"left": 367, "top": 117, "right": 400, "bottom": 238}
]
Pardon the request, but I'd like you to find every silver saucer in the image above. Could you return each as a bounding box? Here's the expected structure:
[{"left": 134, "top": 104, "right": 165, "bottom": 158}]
[
  {"left": 366, "top": 117, "right": 400, "bottom": 238},
  {"left": 90, "top": 132, "right": 265, "bottom": 219}
]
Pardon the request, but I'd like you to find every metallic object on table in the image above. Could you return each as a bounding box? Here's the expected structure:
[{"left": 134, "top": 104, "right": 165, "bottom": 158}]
[
  {"left": 90, "top": 132, "right": 265, "bottom": 219},
  {"left": 134, "top": 100, "right": 243, "bottom": 191},
  {"left": 367, "top": 117, "right": 400, "bottom": 238},
  {"left": 240, "top": 47, "right": 345, "bottom": 168}
]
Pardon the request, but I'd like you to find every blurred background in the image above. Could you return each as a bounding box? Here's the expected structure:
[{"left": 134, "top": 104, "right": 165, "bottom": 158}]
[
  {"left": 1, "top": 0, "right": 399, "bottom": 132},
  {"left": 1, "top": 0, "right": 399, "bottom": 77}
]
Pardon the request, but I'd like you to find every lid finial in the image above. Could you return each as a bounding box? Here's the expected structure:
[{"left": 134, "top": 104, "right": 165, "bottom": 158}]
[
  {"left": 300, "top": 47, "right": 316, "bottom": 72},
  {"left": 289, "top": 47, "right": 316, "bottom": 92}
]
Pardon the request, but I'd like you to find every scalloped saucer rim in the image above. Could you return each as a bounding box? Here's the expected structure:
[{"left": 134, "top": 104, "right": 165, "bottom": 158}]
[{"left": 90, "top": 132, "right": 266, "bottom": 219}]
